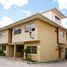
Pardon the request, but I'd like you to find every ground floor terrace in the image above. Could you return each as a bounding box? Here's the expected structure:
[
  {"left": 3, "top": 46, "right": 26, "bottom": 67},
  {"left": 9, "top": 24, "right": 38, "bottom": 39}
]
[
  {"left": 0, "top": 41, "right": 40, "bottom": 61},
  {"left": 0, "top": 41, "right": 67, "bottom": 62}
]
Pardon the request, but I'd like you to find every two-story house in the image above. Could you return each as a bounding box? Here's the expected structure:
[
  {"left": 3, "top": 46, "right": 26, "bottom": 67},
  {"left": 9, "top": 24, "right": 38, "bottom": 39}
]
[{"left": 0, "top": 8, "right": 67, "bottom": 62}]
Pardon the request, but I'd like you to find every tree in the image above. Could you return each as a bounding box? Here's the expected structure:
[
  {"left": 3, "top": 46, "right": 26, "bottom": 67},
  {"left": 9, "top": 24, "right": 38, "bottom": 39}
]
[{"left": 22, "top": 48, "right": 28, "bottom": 60}]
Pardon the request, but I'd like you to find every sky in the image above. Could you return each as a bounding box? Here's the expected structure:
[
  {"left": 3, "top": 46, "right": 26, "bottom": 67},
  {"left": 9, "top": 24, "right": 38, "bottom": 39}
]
[{"left": 0, "top": 0, "right": 67, "bottom": 28}]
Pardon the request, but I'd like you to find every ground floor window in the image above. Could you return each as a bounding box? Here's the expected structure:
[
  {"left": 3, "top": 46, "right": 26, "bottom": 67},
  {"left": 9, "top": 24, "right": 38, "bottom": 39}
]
[
  {"left": 2, "top": 45, "right": 6, "bottom": 51},
  {"left": 27, "top": 46, "right": 37, "bottom": 54}
]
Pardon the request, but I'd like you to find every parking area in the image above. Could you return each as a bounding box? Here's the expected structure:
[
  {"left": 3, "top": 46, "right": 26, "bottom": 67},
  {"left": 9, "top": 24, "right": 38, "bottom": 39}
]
[{"left": 0, "top": 57, "right": 67, "bottom": 67}]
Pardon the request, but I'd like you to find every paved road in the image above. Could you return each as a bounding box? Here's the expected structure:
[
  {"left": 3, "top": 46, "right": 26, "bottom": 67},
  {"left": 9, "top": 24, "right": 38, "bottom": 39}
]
[{"left": 0, "top": 57, "right": 67, "bottom": 67}]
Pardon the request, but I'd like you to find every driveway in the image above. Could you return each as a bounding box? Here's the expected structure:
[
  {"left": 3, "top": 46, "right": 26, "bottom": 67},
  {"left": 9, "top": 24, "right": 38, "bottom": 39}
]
[{"left": 0, "top": 57, "right": 67, "bottom": 67}]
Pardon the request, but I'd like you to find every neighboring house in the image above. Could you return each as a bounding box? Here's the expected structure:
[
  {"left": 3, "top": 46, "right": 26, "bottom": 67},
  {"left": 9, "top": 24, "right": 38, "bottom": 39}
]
[{"left": 0, "top": 8, "right": 67, "bottom": 62}]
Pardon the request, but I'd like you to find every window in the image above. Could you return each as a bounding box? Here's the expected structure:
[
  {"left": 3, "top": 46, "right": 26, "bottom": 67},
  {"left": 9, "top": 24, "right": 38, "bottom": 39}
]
[
  {"left": 25, "top": 25, "right": 31, "bottom": 32},
  {"left": 60, "top": 31, "right": 64, "bottom": 38},
  {"left": 0, "top": 32, "right": 5, "bottom": 38},
  {"left": 55, "top": 16, "right": 60, "bottom": 20},
  {"left": 27, "top": 46, "right": 31, "bottom": 53},
  {"left": 27, "top": 46, "right": 37, "bottom": 54},
  {"left": 14, "top": 28, "right": 21, "bottom": 35},
  {"left": 2, "top": 45, "right": 6, "bottom": 51},
  {"left": 55, "top": 16, "right": 61, "bottom": 23},
  {"left": 32, "top": 46, "right": 37, "bottom": 54},
  {"left": 0, "top": 32, "right": 2, "bottom": 38},
  {"left": 63, "top": 32, "right": 64, "bottom": 37},
  {"left": 31, "top": 24, "right": 35, "bottom": 31},
  {"left": 25, "top": 24, "right": 35, "bottom": 32}
]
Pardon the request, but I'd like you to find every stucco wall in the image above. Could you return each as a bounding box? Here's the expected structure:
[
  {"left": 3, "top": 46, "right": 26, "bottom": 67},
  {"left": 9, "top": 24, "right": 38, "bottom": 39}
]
[
  {"left": 42, "top": 11, "right": 61, "bottom": 25},
  {"left": 42, "top": 11, "right": 53, "bottom": 21},
  {"left": 24, "top": 42, "right": 40, "bottom": 62},
  {"left": 12, "top": 21, "right": 38, "bottom": 43},
  {"left": 36, "top": 19, "right": 60, "bottom": 62},
  {"left": 65, "top": 34, "right": 67, "bottom": 48},
  {"left": 0, "top": 30, "right": 8, "bottom": 44},
  {"left": 6, "top": 45, "right": 14, "bottom": 57}
]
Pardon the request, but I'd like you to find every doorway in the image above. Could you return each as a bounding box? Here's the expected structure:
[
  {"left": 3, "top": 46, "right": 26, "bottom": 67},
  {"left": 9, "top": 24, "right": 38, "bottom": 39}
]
[
  {"left": 58, "top": 46, "right": 65, "bottom": 59},
  {"left": 65, "top": 48, "right": 67, "bottom": 59},
  {"left": 16, "top": 45, "right": 24, "bottom": 58}
]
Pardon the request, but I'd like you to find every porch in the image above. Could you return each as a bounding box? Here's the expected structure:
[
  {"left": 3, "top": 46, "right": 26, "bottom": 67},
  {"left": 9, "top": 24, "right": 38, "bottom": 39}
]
[{"left": 6, "top": 43, "right": 24, "bottom": 58}]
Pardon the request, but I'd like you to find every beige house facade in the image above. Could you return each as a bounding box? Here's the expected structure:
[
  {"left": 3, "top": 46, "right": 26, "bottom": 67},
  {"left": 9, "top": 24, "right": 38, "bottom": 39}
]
[{"left": 0, "top": 8, "right": 67, "bottom": 62}]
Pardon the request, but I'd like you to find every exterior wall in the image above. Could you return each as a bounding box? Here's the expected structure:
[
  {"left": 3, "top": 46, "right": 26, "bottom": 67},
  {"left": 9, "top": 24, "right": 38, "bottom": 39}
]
[
  {"left": 6, "top": 45, "right": 14, "bottom": 57},
  {"left": 65, "top": 34, "right": 67, "bottom": 59},
  {"left": 24, "top": 42, "right": 40, "bottom": 62},
  {"left": 8, "top": 29, "right": 12, "bottom": 43},
  {"left": 42, "top": 11, "right": 53, "bottom": 21},
  {"left": 65, "top": 34, "right": 67, "bottom": 48},
  {"left": 42, "top": 11, "right": 61, "bottom": 25},
  {"left": 36, "top": 19, "right": 64, "bottom": 62},
  {"left": 0, "top": 17, "right": 66, "bottom": 62},
  {"left": 12, "top": 21, "right": 38, "bottom": 43},
  {"left": 52, "top": 12, "right": 61, "bottom": 25},
  {"left": 0, "top": 30, "right": 9, "bottom": 44}
]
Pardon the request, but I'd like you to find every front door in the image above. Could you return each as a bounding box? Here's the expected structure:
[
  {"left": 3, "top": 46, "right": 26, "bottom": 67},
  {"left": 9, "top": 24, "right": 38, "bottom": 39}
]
[
  {"left": 16, "top": 45, "right": 24, "bottom": 58},
  {"left": 58, "top": 46, "right": 65, "bottom": 59},
  {"left": 65, "top": 48, "right": 67, "bottom": 59},
  {"left": 58, "top": 46, "right": 61, "bottom": 59}
]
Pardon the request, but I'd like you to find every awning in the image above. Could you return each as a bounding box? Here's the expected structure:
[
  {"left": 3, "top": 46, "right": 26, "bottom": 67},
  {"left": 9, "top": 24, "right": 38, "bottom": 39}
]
[
  {"left": 8, "top": 42, "right": 24, "bottom": 45},
  {"left": 0, "top": 43, "right": 8, "bottom": 45}
]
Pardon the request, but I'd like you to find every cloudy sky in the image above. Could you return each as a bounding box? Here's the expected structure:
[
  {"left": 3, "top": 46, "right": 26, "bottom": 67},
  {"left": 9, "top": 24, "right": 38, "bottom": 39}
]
[{"left": 0, "top": 0, "right": 67, "bottom": 28}]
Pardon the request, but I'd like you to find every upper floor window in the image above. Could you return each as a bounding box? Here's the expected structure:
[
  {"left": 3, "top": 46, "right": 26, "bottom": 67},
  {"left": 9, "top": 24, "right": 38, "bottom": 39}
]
[
  {"left": 2, "top": 45, "right": 6, "bottom": 51},
  {"left": 0, "top": 32, "right": 2, "bottom": 38},
  {"left": 60, "top": 31, "right": 64, "bottom": 38},
  {"left": 55, "top": 16, "right": 61, "bottom": 23},
  {"left": 0, "top": 32, "right": 5, "bottom": 38},
  {"left": 25, "top": 23, "right": 35, "bottom": 32},
  {"left": 14, "top": 28, "right": 21, "bottom": 35},
  {"left": 55, "top": 16, "right": 60, "bottom": 20}
]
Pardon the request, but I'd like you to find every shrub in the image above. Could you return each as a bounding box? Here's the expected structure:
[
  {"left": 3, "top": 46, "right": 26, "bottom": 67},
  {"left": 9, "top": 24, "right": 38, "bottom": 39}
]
[
  {"left": 0, "top": 49, "right": 6, "bottom": 56},
  {"left": 22, "top": 48, "right": 29, "bottom": 60},
  {"left": 26, "top": 54, "right": 32, "bottom": 61}
]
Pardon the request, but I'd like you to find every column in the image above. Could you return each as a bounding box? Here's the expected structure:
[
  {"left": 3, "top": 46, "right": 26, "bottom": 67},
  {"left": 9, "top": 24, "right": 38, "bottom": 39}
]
[{"left": 14, "top": 43, "right": 16, "bottom": 58}]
